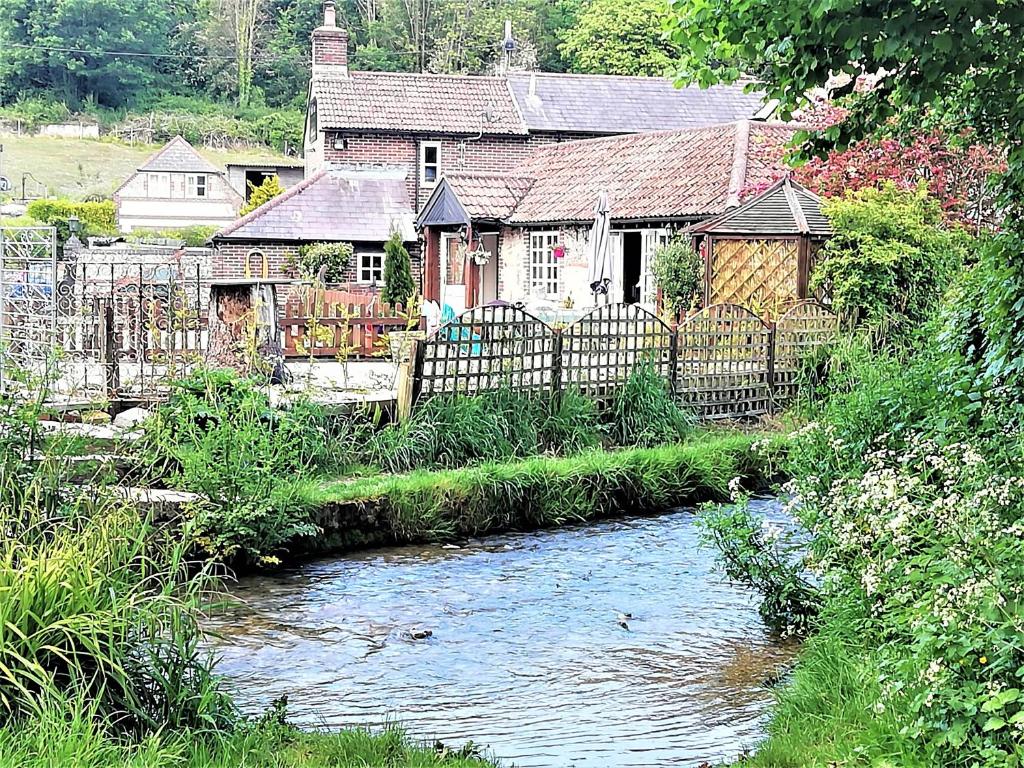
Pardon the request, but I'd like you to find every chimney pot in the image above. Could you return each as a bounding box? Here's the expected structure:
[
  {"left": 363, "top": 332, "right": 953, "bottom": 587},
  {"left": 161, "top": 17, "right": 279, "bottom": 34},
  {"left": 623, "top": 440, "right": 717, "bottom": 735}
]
[
  {"left": 312, "top": 0, "right": 348, "bottom": 77},
  {"left": 324, "top": 0, "right": 336, "bottom": 27}
]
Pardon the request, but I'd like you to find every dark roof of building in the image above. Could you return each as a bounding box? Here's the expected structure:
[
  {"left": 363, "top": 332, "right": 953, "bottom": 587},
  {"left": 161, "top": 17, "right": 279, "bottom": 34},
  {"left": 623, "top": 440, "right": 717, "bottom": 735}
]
[
  {"left": 138, "top": 136, "right": 221, "bottom": 174},
  {"left": 506, "top": 73, "right": 767, "bottom": 134},
  {"left": 506, "top": 120, "right": 801, "bottom": 225},
  {"left": 213, "top": 167, "right": 415, "bottom": 242},
  {"left": 310, "top": 71, "right": 768, "bottom": 137},
  {"left": 689, "top": 177, "right": 832, "bottom": 236},
  {"left": 311, "top": 72, "right": 527, "bottom": 135}
]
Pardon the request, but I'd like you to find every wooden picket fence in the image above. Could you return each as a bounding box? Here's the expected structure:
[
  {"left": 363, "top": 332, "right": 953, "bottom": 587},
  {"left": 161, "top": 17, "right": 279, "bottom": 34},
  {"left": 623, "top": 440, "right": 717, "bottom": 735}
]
[
  {"left": 411, "top": 300, "right": 839, "bottom": 420},
  {"left": 279, "top": 287, "right": 409, "bottom": 359}
]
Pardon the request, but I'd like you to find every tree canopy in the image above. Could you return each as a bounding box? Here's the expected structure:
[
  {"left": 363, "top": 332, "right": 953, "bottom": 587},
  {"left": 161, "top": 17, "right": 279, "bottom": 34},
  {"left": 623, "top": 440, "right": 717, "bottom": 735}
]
[{"left": 560, "top": 0, "right": 681, "bottom": 76}]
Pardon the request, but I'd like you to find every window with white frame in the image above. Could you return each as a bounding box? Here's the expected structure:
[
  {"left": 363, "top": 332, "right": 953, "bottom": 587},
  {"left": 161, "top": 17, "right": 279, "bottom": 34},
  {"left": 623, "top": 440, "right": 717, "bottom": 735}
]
[
  {"left": 186, "top": 174, "right": 208, "bottom": 197},
  {"left": 420, "top": 141, "right": 441, "bottom": 185},
  {"left": 358, "top": 251, "right": 384, "bottom": 284},
  {"left": 529, "top": 231, "right": 560, "bottom": 299}
]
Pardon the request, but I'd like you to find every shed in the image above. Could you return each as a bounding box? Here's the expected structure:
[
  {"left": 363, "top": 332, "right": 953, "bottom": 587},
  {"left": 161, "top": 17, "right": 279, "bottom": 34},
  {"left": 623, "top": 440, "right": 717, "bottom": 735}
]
[{"left": 688, "top": 177, "right": 831, "bottom": 315}]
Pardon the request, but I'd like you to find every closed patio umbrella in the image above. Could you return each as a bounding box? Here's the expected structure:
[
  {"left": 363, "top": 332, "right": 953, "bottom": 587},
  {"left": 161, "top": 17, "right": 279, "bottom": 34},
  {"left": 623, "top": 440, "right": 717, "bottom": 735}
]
[{"left": 587, "top": 191, "right": 613, "bottom": 301}]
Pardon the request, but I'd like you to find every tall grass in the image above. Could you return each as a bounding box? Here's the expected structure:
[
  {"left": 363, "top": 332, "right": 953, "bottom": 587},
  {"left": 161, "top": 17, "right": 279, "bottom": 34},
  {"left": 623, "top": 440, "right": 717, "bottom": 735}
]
[{"left": 605, "top": 362, "right": 694, "bottom": 447}]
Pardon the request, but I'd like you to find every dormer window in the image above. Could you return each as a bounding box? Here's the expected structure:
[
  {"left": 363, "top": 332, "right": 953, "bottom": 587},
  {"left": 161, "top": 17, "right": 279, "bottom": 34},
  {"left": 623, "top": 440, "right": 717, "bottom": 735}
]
[{"left": 420, "top": 141, "right": 440, "bottom": 185}]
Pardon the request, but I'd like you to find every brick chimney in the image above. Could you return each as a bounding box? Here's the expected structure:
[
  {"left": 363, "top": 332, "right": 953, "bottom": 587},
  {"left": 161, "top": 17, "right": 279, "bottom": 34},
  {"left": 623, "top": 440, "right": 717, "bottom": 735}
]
[{"left": 312, "top": 0, "right": 348, "bottom": 77}]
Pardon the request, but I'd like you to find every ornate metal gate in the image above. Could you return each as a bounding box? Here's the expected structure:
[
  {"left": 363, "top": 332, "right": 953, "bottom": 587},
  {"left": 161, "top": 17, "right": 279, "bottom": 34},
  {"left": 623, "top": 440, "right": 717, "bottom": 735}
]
[{"left": 0, "top": 227, "right": 57, "bottom": 394}]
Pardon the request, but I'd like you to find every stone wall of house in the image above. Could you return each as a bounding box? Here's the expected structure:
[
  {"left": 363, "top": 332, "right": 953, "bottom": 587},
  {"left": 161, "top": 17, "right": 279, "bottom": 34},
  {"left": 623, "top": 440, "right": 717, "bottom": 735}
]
[
  {"left": 321, "top": 131, "right": 594, "bottom": 210},
  {"left": 213, "top": 240, "right": 423, "bottom": 289},
  {"left": 497, "top": 225, "right": 591, "bottom": 307}
]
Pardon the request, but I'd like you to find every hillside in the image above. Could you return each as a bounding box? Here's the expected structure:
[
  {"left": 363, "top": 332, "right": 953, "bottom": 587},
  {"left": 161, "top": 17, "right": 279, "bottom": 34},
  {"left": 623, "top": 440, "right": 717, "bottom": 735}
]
[{"left": 0, "top": 133, "right": 297, "bottom": 200}]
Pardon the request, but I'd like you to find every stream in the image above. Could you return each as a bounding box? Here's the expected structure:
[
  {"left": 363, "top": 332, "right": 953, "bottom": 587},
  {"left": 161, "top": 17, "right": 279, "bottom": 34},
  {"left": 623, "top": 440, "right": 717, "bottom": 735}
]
[{"left": 207, "top": 498, "right": 796, "bottom": 767}]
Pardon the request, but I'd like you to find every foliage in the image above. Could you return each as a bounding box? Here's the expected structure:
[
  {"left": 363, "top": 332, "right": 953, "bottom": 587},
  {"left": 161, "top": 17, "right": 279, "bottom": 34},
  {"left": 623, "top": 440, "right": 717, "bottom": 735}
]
[
  {"left": 605, "top": 362, "right": 693, "bottom": 447},
  {"left": 698, "top": 496, "right": 819, "bottom": 636},
  {"left": 140, "top": 368, "right": 343, "bottom": 565},
  {"left": 295, "top": 241, "right": 355, "bottom": 282},
  {"left": 125, "top": 225, "right": 219, "bottom": 246},
  {"left": 560, "top": 0, "right": 680, "bottom": 76},
  {"left": 813, "top": 184, "right": 969, "bottom": 345},
  {"left": 25, "top": 198, "right": 117, "bottom": 236},
  {"left": 239, "top": 174, "right": 285, "bottom": 216},
  {"left": 381, "top": 231, "right": 416, "bottom": 307},
  {"left": 651, "top": 235, "right": 702, "bottom": 315}
]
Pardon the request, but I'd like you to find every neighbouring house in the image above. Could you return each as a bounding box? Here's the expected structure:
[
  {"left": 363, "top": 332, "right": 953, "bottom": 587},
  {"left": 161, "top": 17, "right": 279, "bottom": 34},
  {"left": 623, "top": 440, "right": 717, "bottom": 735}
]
[
  {"left": 210, "top": 167, "right": 415, "bottom": 282},
  {"left": 211, "top": 0, "right": 770, "bottom": 282},
  {"left": 226, "top": 159, "right": 305, "bottom": 203},
  {"left": 114, "top": 136, "right": 242, "bottom": 233},
  {"left": 416, "top": 120, "right": 819, "bottom": 314}
]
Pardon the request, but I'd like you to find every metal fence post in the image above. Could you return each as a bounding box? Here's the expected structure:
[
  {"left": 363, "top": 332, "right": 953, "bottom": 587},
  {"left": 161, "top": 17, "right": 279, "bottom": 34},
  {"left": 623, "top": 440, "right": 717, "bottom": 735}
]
[{"left": 99, "top": 298, "right": 120, "bottom": 397}]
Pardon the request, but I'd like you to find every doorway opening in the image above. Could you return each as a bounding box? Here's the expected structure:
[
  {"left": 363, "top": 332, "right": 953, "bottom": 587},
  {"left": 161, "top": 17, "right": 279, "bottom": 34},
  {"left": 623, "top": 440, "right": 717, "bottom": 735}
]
[{"left": 622, "top": 231, "right": 642, "bottom": 304}]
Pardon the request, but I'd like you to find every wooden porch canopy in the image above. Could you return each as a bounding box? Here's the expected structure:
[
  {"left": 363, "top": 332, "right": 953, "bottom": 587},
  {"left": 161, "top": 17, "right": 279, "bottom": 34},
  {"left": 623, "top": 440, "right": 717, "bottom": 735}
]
[{"left": 688, "top": 177, "right": 832, "bottom": 312}]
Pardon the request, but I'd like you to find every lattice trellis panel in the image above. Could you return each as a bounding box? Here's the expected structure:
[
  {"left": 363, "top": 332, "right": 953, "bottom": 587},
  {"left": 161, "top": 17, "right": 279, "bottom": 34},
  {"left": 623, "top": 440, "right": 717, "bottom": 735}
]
[
  {"left": 773, "top": 300, "right": 839, "bottom": 405},
  {"left": 416, "top": 304, "right": 556, "bottom": 401},
  {"left": 710, "top": 238, "right": 799, "bottom": 317},
  {"left": 675, "top": 303, "right": 772, "bottom": 419},
  {"left": 562, "top": 303, "right": 673, "bottom": 397}
]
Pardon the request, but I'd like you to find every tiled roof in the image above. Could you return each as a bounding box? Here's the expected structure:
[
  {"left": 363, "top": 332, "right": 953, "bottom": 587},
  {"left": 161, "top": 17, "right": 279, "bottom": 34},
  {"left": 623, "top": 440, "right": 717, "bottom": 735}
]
[
  {"left": 506, "top": 73, "right": 767, "bottom": 134},
  {"left": 225, "top": 157, "right": 305, "bottom": 169},
  {"left": 138, "top": 136, "right": 221, "bottom": 173},
  {"left": 690, "top": 177, "right": 832, "bottom": 236},
  {"left": 445, "top": 174, "right": 535, "bottom": 220},
  {"left": 507, "top": 121, "right": 800, "bottom": 224},
  {"left": 312, "top": 72, "right": 527, "bottom": 135},
  {"left": 214, "top": 167, "right": 415, "bottom": 242}
]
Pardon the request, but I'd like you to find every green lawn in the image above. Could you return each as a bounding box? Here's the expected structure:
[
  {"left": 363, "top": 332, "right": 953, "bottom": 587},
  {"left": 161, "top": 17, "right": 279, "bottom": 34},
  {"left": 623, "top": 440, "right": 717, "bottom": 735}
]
[{"left": 0, "top": 133, "right": 292, "bottom": 200}]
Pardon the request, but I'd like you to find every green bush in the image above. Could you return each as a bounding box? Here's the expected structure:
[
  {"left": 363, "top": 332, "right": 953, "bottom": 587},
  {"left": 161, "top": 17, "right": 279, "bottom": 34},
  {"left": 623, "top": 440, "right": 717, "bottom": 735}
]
[
  {"left": 125, "top": 225, "right": 218, "bottom": 246},
  {"left": 239, "top": 175, "right": 284, "bottom": 217},
  {"left": 381, "top": 231, "right": 416, "bottom": 307},
  {"left": 652, "top": 235, "right": 703, "bottom": 315},
  {"left": 296, "top": 242, "right": 355, "bottom": 282},
  {"left": 25, "top": 198, "right": 117, "bottom": 236},
  {"left": 141, "top": 369, "right": 346, "bottom": 565},
  {"left": 814, "top": 183, "right": 970, "bottom": 346}
]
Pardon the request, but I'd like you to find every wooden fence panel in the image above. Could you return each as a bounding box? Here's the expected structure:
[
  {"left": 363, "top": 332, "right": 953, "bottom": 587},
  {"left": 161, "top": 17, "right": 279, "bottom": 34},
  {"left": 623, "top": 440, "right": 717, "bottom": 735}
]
[
  {"left": 772, "top": 300, "right": 839, "bottom": 404},
  {"left": 417, "top": 304, "right": 556, "bottom": 401},
  {"left": 279, "top": 287, "right": 406, "bottom": 359},
  {"left": 562, "top": 303, "right": 673, "bottom": 397},
  {"left": 675, "top": 303, "right": 772, "bottom": 420}
]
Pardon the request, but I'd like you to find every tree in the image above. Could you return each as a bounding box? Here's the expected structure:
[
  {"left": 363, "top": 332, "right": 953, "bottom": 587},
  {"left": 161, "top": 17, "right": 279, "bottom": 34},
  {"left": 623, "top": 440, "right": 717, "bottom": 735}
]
[
  {"left": 560, "top": 0, "right": 681, "bottom": 76},
  {"left": 239, "top": 175, "right": 284, "bottom": 216},
  {"left": 652, "top": 236, "right": 702, "bottom": 316},
  {"left": 381, "top": 231, "right": 416, "bottom": 307}
]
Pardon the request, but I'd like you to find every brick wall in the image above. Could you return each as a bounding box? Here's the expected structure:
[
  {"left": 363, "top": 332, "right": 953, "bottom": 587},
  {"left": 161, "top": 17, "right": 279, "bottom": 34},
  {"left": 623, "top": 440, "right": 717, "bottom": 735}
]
[
  {"left": 213, "top": 239, "right": 423, "bottom": 287},
  {"left": 322, "top": 130, "right": 594, "bottom": 209}
]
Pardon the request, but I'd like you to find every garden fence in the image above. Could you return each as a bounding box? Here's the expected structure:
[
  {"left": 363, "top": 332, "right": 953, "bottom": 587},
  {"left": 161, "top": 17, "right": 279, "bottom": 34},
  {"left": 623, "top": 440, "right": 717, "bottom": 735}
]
[{"left": 411, "top": 300, "right": 839, "bottom": 420}]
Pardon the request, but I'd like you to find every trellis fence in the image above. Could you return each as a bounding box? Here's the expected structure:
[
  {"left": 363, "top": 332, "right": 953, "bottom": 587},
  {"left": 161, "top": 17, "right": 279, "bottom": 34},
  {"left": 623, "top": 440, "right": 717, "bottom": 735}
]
[{"left": 412, "top": 300, "right": 839, "bottom": 420}]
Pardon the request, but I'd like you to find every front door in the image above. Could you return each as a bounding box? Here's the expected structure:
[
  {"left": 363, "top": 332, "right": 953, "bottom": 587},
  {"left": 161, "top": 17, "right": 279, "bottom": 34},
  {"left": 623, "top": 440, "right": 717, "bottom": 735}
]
[
  {"left": 478, "top": 233, "right": 499, "bottom": 304},
  {"left": 441, "top": 234, "right": 467, "bottom": 314}
]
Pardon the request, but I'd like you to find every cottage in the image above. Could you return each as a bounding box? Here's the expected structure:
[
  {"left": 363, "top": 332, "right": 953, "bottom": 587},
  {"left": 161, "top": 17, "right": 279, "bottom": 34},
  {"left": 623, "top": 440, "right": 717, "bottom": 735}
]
[
  {"left": 210, "top": 0, "right": 770, "bottom": 283},
  {"left": 416, "top": 120, "right": 804, "bottom": 314},
  {"left": 211, "top": 167, "right": 415, "bottom": 282},
  {"left": 114, "top": 136, "right": 242, "bottom": 232}
]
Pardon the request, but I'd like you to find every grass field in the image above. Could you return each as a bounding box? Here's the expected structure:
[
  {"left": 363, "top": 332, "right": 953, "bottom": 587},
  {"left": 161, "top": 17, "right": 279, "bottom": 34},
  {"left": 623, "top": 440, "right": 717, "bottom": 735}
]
[{"left": 0, "top": 133, "right": 293, "bottom": 200}]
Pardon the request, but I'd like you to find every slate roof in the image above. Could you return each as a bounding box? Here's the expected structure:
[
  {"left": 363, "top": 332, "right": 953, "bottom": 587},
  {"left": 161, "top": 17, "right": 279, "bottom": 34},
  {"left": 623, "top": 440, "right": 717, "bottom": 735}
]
[
  {"left": 311, "top": 72, "right": 527, "bottom": 135},
  {"left": 506, "top": 120, "right": 801, "bottom": 225},
  {"left": 214, "top": 167, "right": 415, "bottom": 242},
  {"left": 310, "top": 71, "right": 768, "bottom": 136},
  {"left": 506, "top": 73, "right": 767, "bottom": 134},
  {"left": 138, "top": 136, "right": 221, "bottom": 174},
  {"left": 689, "top": 177, "right": 832, "bottom": 236}
]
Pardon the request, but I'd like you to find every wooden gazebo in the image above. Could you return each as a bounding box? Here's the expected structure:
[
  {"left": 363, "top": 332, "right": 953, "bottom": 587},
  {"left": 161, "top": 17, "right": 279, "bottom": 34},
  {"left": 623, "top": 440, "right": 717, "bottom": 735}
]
[{"left": 689, "top": 177, "right": 832, "bottom": 317}]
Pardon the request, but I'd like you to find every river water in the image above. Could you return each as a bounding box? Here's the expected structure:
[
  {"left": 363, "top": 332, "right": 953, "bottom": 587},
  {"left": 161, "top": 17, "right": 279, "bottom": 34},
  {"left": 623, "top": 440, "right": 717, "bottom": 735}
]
[{"left": 208, "top": 499, "right": 795, "bottom": 767}]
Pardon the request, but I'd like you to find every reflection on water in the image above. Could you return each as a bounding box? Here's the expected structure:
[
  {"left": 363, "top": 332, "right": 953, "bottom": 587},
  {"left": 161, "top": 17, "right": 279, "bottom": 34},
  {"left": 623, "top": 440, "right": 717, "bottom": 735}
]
[{"left": 208, "top": 498, "right": 795, "bottom": 767}]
